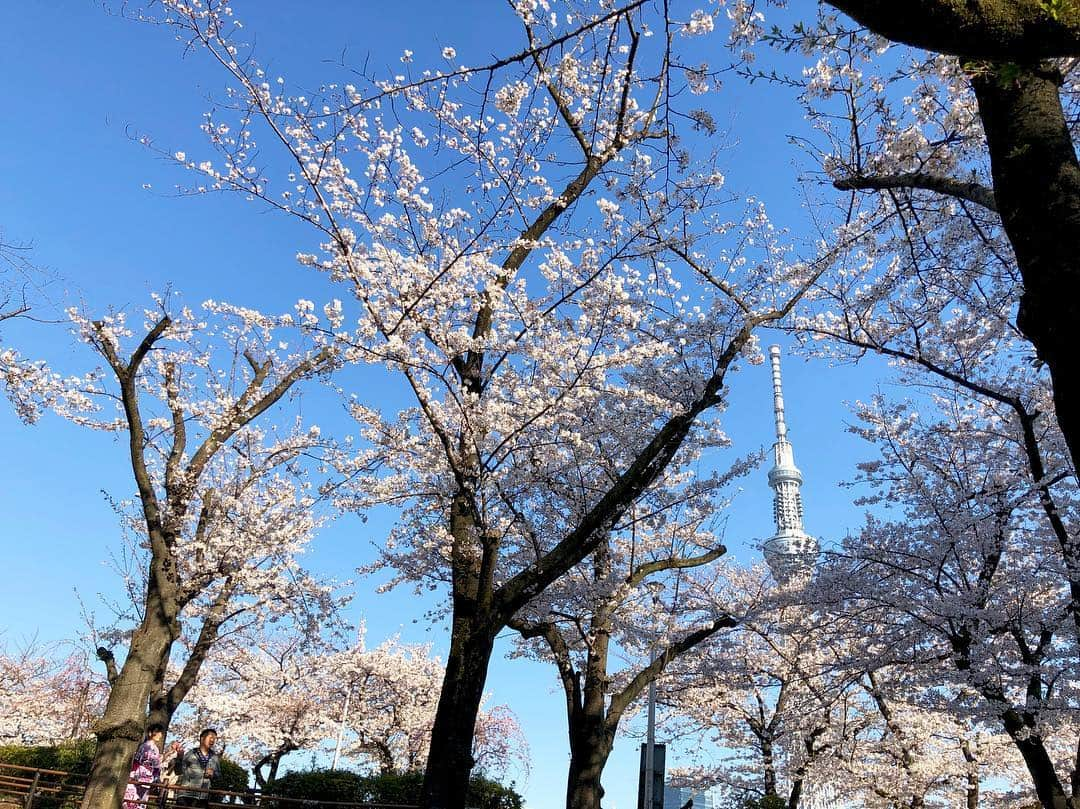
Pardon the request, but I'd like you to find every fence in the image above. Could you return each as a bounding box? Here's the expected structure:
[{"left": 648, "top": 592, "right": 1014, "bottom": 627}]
[
  {"left": 0, "top": 764, "right": 416, "bottom": 809},
  {"left": 0, "top": 763, "right": 87, "bottom": 809}
]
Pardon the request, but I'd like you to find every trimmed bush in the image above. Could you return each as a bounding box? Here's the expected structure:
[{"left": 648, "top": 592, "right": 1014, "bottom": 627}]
[
  {"left": 268, "top": 768, "right": 521, "bottom": 809},
  {"left": 0, "top": 740, "right": 96, "bottom": 809},
  {"left": 0, "top": 739, "right": 96, "bottom": 774},
  {"left": 462, "top": 775, "right": 522, "bottom": 809},
  {"left": 213, "top": 756, "right": 251, "bottom": 794},
  {"left": 269, "top": 769, "right": 368, "bottom": 803}
]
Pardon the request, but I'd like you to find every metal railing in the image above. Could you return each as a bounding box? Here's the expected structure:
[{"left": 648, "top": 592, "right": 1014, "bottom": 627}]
[
  {"left": 0, "top": 763, "right": 87, "bottom": 809},
  {"left": 0, "top": 764, "right": 416, "bottom": 809}
]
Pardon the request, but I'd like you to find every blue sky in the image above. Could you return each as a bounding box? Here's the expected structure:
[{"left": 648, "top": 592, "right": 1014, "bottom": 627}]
[{"left": 1, "top": 3, "right": 894, "bottom": 809}]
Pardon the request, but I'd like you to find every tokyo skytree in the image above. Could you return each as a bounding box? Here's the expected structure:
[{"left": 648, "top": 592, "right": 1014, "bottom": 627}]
[{"left": 761, "top": 345, "right": 818, "bottom": 583}]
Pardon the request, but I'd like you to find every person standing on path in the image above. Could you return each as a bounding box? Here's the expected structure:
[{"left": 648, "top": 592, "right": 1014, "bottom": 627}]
[
  {"left": 157, "top": 740, "right": 185, "bottom": 807},
  {"left": 123, "top": 725, "right": 164, "bottom": 809},
  {"left": 176, "top": 729, "right": 220, "bottom": 807}
]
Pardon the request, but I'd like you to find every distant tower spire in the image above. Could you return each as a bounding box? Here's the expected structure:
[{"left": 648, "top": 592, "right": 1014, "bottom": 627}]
[{"left": 762, "top": 346, "right": 818, "bottom": 583}]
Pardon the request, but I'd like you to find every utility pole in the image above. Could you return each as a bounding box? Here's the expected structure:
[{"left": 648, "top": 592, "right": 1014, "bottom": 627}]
[
  {"left": 330, "top": 687, "right": 352, "bottom": 770},
  {"left": 644, "top": 653, "right": 657, "bottom": 809},
  {"left": 331, "top": 623, "right": 364, "bottom": 769}
]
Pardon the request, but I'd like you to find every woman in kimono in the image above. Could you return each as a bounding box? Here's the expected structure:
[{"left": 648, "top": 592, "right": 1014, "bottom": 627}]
[{"left": 122, "top": 725, "right": 164, "bottom": 809}]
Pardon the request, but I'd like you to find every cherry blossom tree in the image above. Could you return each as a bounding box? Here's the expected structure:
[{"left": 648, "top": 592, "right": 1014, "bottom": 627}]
[
  {"left": 835, "top": 667, "right": 1024, "bottom": 809},
  {"left": 5, "top": 296, "right": 341, "bottom": 809},
  {"left": 732, "top": 0, "right": 1080, "bottom": 469},
  {"left": 507, "top": 481, "right": 751, "bottom": 809},
  {"left": 818, "top": 374, "right": 1080, "bottom": 809},
  {"left": 664, "top": 567, "right": 1031, "bottom": 809},
  {"left": 661, "top": 571, "right": 851, "bottom": 809},
  {"left": 471, "top": 704, "right": 531, "bottom": 788},
  {"left": 0, "top": 641, "right": 107, "bottom": 746},
  {"left": 739, "top": 18, "right": 1080, "bottom": 800},
  {"left": 817, "top": 2, "right": 1080, "bottom": 469},
  {"left": 92, "top": 419, "right": 344, "bottom": 737},
  {"left": 175, "top": 628, "right": 528, "bottom": 788},
  {"left": 173, "top": 635, "right": 340, "bottom": 788},
  {"left": 132, "top": 3, "right": 825, "bottom": 808}
]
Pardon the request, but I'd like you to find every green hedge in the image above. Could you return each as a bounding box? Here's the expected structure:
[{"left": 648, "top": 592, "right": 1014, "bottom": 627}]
[
  {"left": 0, "top": 740, "right": 96, "bottom": 809},
  {"left": 269, "top": 769, "right": 522, "bottom": 809},
  {"left": 461, "top": 774, "right": 522, "bottom": 809},
  {"left": 213, "top": 756, "right": 250, "bottom": 794},
  {"left": 268, "top": 769, "right": 365, "bottom": 803},
  {"left": 0, "top": 739, "right": 97, "bottom": 774}
]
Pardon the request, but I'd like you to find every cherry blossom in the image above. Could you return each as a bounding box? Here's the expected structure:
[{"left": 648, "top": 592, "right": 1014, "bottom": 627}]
[
  {"left": 129, "top": 4, "right": 820, "bottom": 808},
  {"left": 173, "top": 627, "right": 527, "bottom": 788},
  {"left": 0, "top": 642, "right": 107, "bottom": 746},
  {"left": 4, "top": 294, "right": 343, "bottom": 809}
]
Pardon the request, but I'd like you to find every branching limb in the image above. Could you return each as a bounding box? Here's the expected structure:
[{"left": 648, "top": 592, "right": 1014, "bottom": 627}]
[
  {"left": 606, "top": 613, "right": 738, "bottom": 728},
  {"left": 626, "top": 546, "right": 727, "bottom": 588},
  {"left": 834, "top": 172, "right": 998, "bottom": 213}
]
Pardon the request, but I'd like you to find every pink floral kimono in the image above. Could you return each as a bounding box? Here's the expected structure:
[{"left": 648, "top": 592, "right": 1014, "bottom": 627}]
[{"left": 123, "top": 739, "right": 162, "bottom": 809}]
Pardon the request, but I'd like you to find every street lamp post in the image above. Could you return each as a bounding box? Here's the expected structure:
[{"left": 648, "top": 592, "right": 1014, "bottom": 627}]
[{"left": 643, "top": 651, "right": 658, "bottom": 809}]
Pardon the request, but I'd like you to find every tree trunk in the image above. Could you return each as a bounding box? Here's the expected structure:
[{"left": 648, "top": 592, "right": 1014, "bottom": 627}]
[
  {"left": 966, "top": 775, "right": 979, "bottom": 809},
  {"left": 787, "top": 777, "right": 803, "bottom": 809},
  {"left": 969, "top": 61, "right": 1080, "bottom": 469},
  {"left": 761, "top": 736, "right": 778, "bottom": 798},
  {"left": 1001, "top": 709, "right": 1076, "bottom": 809},
  {"left": 81, "top": 599, "right": 178, "bottom": 809},
  {"left": 146, "top": 664, "right": 173, "bottom": 737},
  {"left": 565, "top": 600, "right": 614, "bottom": 809},
  {"left": 565, "top": 727, "right": 612, "bottom": 809},
  {"left": 419, "top": 616, "right": 496, "bottom": 809},
  {"left": 961, "top": 739, "right": 979, "bottom": 809},
  {"left": 253, "top": 749, "right": 290, "bottom": 791}
]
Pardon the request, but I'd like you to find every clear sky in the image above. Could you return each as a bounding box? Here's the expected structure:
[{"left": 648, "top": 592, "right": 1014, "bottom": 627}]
[{"left": 0, "top": 3, "right": 892, "bottom": 809}]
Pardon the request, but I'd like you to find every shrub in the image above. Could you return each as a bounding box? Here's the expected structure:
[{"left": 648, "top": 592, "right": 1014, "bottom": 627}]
[
  {"left": 360, "top": 771, "right": 423, "bottom": 803},
  {"left": 269, "top": 769, "right": 367, "bottom": 804},
  {"left": 0, "top": 739, "right": 96, "bottom": 774},
  {"left": 0, "top": 740, "right": 96, "bottom": 809},
  {"left": 267, "top": 768, "right": 521, "bottom": 809},
  {"left": 212, "top": 756, "right": 250, "bottom": 794},
  {"left": 462, "top": 775, "right": 523, "bottom": 809}
]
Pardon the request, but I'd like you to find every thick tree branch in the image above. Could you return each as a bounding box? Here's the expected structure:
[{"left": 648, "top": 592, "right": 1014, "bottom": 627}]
[
  {"left": 606, "top": 613, "right": 737, "bottom": 727},
  {"left": 163, "top": 362, "right": 187, "bottom": 499},
  {"left": 92, "top": 317, "right": 175, "bottom": 561},
  {"left": 824, "top": 0, "right": 1080, "bottom": 60},
  {"left": 834, "top": 172, "right": 998, "bottom": 212},
  {"left": 626, "top": 545, "right": 727, "bottom": 588},
  {"left": 186, "top": 346, "right": 335, "bottom": 484},
  {"left": 507, "top": 617, "right": 582, "bottom": 715},
  {"left": 161, "top": 578, "right": 236, "bottom": 718}
]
